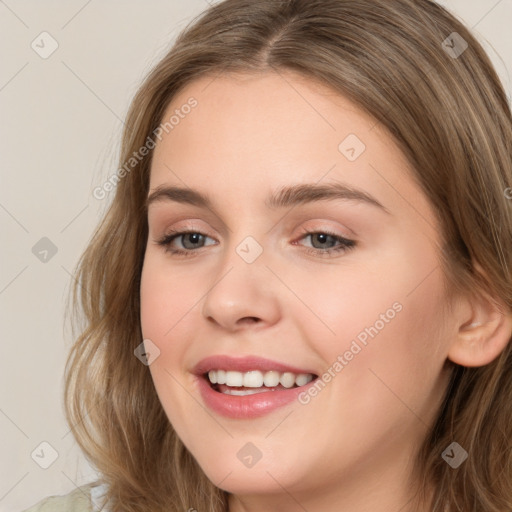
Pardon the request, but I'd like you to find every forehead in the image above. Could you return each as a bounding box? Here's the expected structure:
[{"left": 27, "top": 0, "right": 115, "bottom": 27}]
[{"left": 152, "top": 70, "right": 381, "bottom": 170}]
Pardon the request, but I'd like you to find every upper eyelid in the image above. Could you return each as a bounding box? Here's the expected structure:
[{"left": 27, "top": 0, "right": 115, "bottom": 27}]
[
  {"left": 158, "top": 221, "right": 348, "bottom": 232},
  {"left": 151, "top": 215, "right": 355, "bottom": 234}
]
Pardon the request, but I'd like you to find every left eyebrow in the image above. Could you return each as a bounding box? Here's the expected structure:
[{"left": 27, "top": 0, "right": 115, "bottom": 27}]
[
  {"left": 146, "top": 182, "right": 391, "bottom": 215},
  {"left": 267, "top": 182, "right": 390, "bottom": 214}
]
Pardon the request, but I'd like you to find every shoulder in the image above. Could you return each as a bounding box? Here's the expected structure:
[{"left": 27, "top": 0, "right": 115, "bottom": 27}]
[{"left": 22, "top": 482, "right": 109, "bottom": 512}]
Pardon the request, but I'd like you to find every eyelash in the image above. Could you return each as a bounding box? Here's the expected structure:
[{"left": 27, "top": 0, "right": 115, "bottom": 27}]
[{"left": 155, "top": 227, "right": 356, "bottom": 258}]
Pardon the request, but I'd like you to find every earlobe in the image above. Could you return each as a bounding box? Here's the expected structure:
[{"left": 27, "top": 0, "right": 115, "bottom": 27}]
[{"left": 447, "top": 294, "right": 512, "bottom": 368}]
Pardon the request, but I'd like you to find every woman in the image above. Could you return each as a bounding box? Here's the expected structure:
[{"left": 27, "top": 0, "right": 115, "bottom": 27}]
[{"left": 24, "top": 0, "right": 512, "bottom": 510}]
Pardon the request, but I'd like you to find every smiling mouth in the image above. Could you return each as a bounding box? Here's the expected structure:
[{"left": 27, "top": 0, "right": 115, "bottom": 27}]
[{"left": 203, "top": 370, "right": 319, "bottom": 396}]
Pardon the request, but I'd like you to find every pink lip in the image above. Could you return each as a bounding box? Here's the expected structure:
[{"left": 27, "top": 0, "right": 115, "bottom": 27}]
[
  {"left": 191, "top": 355, "right": 319, "bottom": 419},
  {"left": 195, "top": 373, "right": 318, "bottom": 419},
  {"left": 191, "top": 354, "right": 317, "bottom": 376}
]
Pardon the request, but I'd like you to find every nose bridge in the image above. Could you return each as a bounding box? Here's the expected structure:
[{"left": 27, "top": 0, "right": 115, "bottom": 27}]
[
  {"left": 220, "top": 208, "right": 272, "bottom": 268},
  {"left": 234, "top": 233, "right": 266, "bottom": 265},
  {"left": 210, "top": 230, "right": 269, "bottom": 300}
]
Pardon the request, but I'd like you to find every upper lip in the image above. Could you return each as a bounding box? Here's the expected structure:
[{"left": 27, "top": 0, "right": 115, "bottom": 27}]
[{"left": 192, "top": 355, "right": 319, "bottom": 376}]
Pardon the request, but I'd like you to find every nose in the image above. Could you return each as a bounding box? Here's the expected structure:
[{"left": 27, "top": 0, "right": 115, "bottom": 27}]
[{"left": 201, "top": 244, "right": 282, "bottom": 332}]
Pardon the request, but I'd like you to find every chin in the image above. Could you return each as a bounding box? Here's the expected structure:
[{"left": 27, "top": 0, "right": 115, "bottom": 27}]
[
  {"left": 207, "top": 470, "right": 288, "bottom": 495},
  {"left": 196, "top": 453, "right": 309, "bottom": 495}
]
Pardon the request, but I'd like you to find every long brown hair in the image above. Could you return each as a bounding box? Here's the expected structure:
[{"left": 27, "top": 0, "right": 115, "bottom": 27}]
[{"left": 64, "top": 0, "right": 512, "bottom": 510}]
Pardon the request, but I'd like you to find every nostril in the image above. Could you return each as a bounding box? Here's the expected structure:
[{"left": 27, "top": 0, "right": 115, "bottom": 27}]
[{"left": 238, "top": 317, "right": 260, "bottom": 325}]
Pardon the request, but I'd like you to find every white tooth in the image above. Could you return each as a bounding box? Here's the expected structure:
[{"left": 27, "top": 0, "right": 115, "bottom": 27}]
[
  {"left": 243, "top": 370, "right": 264, "bottom": 388},
  {"left": 225, "top": 370, "right": 243, "bottom": 386},
  {"left": 295, "top": 373, "right": 313, "bottom": 386},
  {"left": 263, "top": 371, "right": 281, "bottom": 387},
  {"left": 280, "top": 372, "right": 296, "bottom": 388},
  {"left": 221, "top": 388, "right": 271, "bottom": 396},
  {"left": 207, "top": 368, "right": 315, "bottom": 388}
]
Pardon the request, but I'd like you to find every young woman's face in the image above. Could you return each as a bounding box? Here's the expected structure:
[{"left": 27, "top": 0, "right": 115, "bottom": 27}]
[{"left": 140, "top": 71, "right": 456, "bottom": 509}]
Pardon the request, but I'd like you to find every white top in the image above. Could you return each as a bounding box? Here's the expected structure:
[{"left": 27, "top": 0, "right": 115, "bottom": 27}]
[
  {"left": 22, "top": 482, "right": 109, "bottom": 512},
  {"left": 90, "top": 483, "right": 109, "bottom": 511}
]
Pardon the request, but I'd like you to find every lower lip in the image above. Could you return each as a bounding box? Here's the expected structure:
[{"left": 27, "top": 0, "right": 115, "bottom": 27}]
[{"left": 195, "top": 374, "right": 318, "bottom": 419}]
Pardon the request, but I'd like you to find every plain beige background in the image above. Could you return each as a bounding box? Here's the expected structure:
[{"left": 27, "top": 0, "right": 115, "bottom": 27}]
[{"left": 0, "top": 1, "right": 510, "bottom": 510}]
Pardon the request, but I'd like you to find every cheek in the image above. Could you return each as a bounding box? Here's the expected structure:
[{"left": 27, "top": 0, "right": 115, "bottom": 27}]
[
  {"left": 318, "top": 260, "right": 448, "bottom": 437},
  {"left": 140, "top": 253, "right": 203, "bottom": 424},
  {"left": 298, "top": 235, "right": 448, "bottom": 399},
  {"left": 139, "top": 252, "right": 205, "bottom": 411},
  {"left": 140, "top": 252, "right": 200, "bottom": 343}
]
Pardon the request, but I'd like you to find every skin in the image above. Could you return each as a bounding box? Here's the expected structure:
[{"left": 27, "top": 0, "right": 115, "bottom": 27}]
[{"left": 140, "top": 71, "right": 512, "bottom": 512}]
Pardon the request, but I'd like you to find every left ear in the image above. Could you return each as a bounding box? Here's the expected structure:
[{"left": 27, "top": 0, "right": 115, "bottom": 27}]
[{"left": 447, "top": 265, "right": 512, "bottom": 367}]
